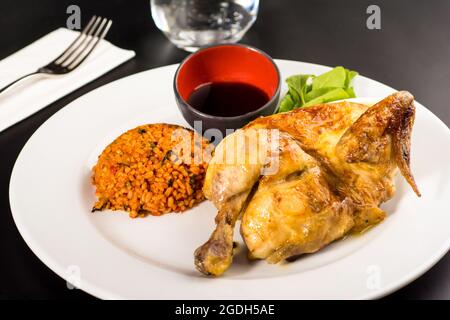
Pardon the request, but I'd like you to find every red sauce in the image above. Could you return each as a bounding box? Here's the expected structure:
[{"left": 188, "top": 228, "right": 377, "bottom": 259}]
[{"left": 187, "top": 82, "right": 270, "bottom": 117}]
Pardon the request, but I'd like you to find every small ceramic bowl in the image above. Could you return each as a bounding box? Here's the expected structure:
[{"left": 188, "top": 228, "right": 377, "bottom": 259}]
[{"left": 173, "top": 44, "right": 281, "bottom": 138}]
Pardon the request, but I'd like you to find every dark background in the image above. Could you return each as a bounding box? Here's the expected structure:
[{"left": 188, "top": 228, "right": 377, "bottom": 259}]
[{"left": 0, "top": 0, "right": 449, "bottom": 299}]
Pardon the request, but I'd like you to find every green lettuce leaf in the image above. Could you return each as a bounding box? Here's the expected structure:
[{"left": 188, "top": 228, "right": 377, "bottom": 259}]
[
  {"left": 312, "top": 66, "right": 346, "bottom": 90},
  {"left": 276, "top": 66, "right": 358, "bottom": 113},
  {"left": 277, "top": 94, "right": 295, "bottom": 113},
  {"left": 277, "top": 74, "right": 313, "bottom": 112},
  {"left": 303, "top": 88, "right": 350, "bottom": 107}
]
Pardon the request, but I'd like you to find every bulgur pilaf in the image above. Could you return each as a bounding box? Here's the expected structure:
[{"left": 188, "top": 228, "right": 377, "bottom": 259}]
[{"left": 91, "top": 123, "right": 212, "bottom": 218}]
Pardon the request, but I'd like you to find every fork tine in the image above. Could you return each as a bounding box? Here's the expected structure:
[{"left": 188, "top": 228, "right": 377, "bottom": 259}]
[
  {"left": 54, "top": 15, "right": 97, "bottom": 65},
  {"left": 66, "top": 19, "right": 113, "bottom": 70},
  {"left": 62, "top": 17, "right": 107, "bottom": 68},
  {"left": 58, "top": 16, "right": 103, "bottom": 67}
]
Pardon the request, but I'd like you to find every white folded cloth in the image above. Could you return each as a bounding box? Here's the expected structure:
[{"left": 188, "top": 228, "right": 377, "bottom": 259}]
[{"left": 0, "top": 28, "right": 135, "bottom": 132}]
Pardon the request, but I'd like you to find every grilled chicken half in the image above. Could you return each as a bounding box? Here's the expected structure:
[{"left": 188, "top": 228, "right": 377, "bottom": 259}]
[{"left": 195, "top": 91, "right": 420, "bottom": 276}]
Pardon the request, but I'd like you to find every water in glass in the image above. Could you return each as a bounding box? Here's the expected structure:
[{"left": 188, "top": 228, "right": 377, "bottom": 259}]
[{"left": 151, "top": 0, "right": 259, "bottom": 51}]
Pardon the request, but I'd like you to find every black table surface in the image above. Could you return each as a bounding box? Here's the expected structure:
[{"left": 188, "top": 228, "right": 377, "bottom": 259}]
[{"left": 1, "top": 0, "right": 449, "bottom": 300}]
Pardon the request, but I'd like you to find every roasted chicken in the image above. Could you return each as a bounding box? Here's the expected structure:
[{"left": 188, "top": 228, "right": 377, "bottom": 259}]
[{"left": 195, "top": 91, "right": 420, "bottom": 276}]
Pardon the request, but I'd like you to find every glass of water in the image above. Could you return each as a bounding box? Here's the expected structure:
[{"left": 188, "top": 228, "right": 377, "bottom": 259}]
[{"left": 151, "top": 0, "right": 259, "bottom": 51}]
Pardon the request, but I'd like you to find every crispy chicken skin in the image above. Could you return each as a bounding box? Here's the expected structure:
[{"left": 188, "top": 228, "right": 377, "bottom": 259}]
[{"left": 195, "top": 91, "right": 420, "bottom": 276}]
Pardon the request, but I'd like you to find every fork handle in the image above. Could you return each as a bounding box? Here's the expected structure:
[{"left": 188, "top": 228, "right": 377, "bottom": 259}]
[{"left": 0, "top": 71, "right": 40, "bottom": 96}]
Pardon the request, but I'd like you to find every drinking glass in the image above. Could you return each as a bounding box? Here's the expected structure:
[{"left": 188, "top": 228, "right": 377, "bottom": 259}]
[{"left": 151, "top": 0, "right": 259, "bottom": 51}]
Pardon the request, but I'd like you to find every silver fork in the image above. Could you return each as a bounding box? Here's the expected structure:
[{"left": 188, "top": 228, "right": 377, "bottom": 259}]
[{"left": 0, "top": 16, "right": 112, "bottom": 95}]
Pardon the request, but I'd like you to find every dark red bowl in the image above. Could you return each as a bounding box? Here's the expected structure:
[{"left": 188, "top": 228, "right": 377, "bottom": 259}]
[{"left": 174, "top": 44, "right": 281, "bottom": 138}]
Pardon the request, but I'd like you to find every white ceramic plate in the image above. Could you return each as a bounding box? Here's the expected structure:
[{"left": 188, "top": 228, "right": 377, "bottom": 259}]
[{"left": 9, "top": 60, "right": 450, "bottom": 299}]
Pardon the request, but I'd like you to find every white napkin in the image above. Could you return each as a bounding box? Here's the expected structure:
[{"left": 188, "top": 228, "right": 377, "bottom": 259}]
[{"left": 0, "top": 28, "right": 135, "bottom": 132}]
